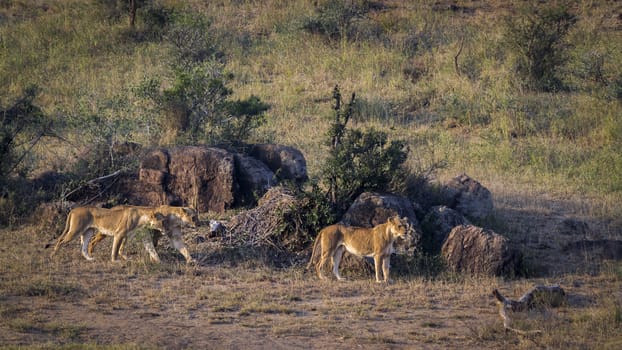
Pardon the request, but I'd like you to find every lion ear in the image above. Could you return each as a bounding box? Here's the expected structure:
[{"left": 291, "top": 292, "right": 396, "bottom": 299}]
[{"left": 155, "top": 212, "right": 166, "bottom": 220}]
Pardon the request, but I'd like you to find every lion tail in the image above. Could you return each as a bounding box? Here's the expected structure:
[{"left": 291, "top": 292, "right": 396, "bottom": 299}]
[
  {"left": 305, "top": 230, "right": 323, "bottom": 271},
  {"left": 48, "top": 212, "right": 73, "bottom": 255}
]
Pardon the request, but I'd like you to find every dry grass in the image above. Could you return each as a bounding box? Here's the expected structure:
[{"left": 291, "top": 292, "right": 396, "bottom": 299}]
[
  {"left": 1, "top": 210, "right": 621, "bottom": 349},
  {"left": 1, "top": 1, "right": 622, "bottom": 348}
]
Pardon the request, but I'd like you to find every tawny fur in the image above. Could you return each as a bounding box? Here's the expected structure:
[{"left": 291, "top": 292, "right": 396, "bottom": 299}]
[
  {"left": 87, "top": 205, "right": 198, "bottom": 264},
  {"left": 51, "top": 206, "right": 165, "bottom": 262},
  {"left": 307, "top": 216, "right": 409, "bottom": 283}
]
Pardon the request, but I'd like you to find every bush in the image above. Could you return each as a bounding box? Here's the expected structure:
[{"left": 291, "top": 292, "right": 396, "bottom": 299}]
[
  {"left": 322, "top": 86, "right": 408, "bottom": 213},
  {"left": 302, "top": 0, "right": 383, "bottom": 43},
  {"left": 285, "top": 182, "right": 337, "bottom": 249},
  {"left": 133, "top": 9, "right": 270, "bottom": 147},
  {"left": 504, "top": 3, "right": 576, "bottom": 92},
  {"left": 165, "top": 10, "right": 218, "bottom": 69},
  {"left": 0, "top": 86, "right": 52, "bottom": 180},
  {"left": 134, "top": 63, "right": 269, "bottom": 147}
]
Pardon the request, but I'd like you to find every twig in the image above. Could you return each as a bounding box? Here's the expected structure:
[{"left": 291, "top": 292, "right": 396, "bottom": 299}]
[
  {"left": 454, "top": 36, "right": 465, "bottom": 76},
  {"left": 81, "top": 176, "right": 120, "bottom": 206},
  {"left": 62, "top": 169, "right": 123, "bottom": 201}
]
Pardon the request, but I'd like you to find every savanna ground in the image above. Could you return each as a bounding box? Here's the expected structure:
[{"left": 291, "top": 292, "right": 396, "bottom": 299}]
[
  {"left": 1, "top": 179, "right": 621, "bottom": 349},
  {"left": 2, "top": 0, "right": 622, "bottom": 348}
]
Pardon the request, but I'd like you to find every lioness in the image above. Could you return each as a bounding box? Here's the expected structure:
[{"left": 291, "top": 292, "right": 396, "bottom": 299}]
[
  {"left": 51, "top": 206, "right": 165, "bottom": 262},
  {"left": 87, "top": 205, "right": 198, "bottom": 264},
  {"left": 306, "top": 216, "right": 409, "bottom": 283}
]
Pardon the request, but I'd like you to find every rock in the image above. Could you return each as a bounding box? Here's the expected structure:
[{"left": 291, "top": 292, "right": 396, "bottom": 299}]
[
  {"left": 128, "top": 148, "right": 174, "bottom": 205},
  {"left": 421, "top": 205, "right": 471, "bottom": 253},
  {"left": 341, "top": 192, "right": 422, "bottom": 249},
  {"left": 342, "top": 192, "right": 419, "bottom": 227},
  {"left": 250, "top": 144, "right": 308, "bottom": 184},
  {"left": 442, "top": 174, "right": 493, "bottom": 219},
  {"left": 124, "top": 146, "right": 236, "bottom": 213},
  {"left": 441, "top": 225, "right": 523, "bottom": 277},
  {"left": 234, "top": 153, "right": 276, "bottom": 207},
  {"left": 141, "top": 148, "right": 170, "bottom": 172},
  {"left": 167, "top": 146, "right": 235, "bottom": 213},
  {"left": 208, "top": 220, "right": 226, "bottom": 237}
]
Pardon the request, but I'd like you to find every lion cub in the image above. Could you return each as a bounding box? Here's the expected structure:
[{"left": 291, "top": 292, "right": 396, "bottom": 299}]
[{"left": 307, "top": 216, "right": 409, "bottom": 283}]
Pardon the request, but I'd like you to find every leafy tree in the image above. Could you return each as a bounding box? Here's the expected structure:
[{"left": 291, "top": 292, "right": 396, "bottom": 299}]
[
  {"left": 505, "top": 3, "right": 576, "bottom": 91},
  {"left": 0, "top": 87, "right": 63, "bottom": 225}
]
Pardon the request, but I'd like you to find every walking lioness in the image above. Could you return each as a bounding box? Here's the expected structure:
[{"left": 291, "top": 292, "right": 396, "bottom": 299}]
[
  {"left": 87, "top": 205, "right": 198, "bottom": 264},
  {"left": 307, "top": 216, "right": 410, "bottom": 283},
  {"left": 51, "top": 206, "right": 166, "bottom": 262}
]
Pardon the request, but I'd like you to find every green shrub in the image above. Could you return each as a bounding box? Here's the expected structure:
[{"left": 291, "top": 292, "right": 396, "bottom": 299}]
[
  {"left": 302, "top": 0, "right": 383, "bottom": 43},
  {"left": 134, "top": 63, "right": 269, "bottom": 147},
  {"left": 165, "top": 10, "right": 218, "bottom": 69},
  {"left": 131, "top": 9, "right": 269, "bottom": 147},
  {"left": 504, "top": 3, "right": 576, "bottom": 92},
  {"left": 283, "top": 182, "right": 337, "bottom": 248},
  {"left": 0, "top": 86, "right": 54, "bottom": 180},
  {"left": 321, "top": 86, "right": 408, "bottom": 213}
]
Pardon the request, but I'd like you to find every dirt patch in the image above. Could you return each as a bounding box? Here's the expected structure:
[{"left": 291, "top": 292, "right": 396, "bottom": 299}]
[
  {"left": 1, "top": 218, "right": 622, "bottom": 349},
  {"left": 2, "top": 179, "right": 622, "bottom": 349}
]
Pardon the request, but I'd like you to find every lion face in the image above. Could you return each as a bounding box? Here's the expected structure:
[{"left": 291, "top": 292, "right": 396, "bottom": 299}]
[
  {"left": 389, "top": 216, "right": 410, "bottom": 242},
  {"left": 178, "top": 207, "right": 198, "bottom": 228},
  {"left": 157, "top": 206, "right": 199, "bottom": 228},
  {"left": 148, "top": 213, "right": 166, "bottom": 231}
]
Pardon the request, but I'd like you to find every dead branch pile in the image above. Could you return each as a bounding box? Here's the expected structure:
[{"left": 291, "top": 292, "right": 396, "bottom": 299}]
[
  {"left": 224, "top": 187, "right": 300, "bottom": 250},
  {"left": 493, "top": 285, "right": 566, "bottom": 334}
]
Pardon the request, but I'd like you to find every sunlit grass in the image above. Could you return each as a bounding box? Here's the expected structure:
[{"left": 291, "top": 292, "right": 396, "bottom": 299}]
[{"left": 2, "top": 0, "right": 620, "bottom": 203}]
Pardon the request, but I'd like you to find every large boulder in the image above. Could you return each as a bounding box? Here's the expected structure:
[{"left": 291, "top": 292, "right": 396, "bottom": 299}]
[
  {"left": 421, "top": 205, "right": 471, "bottom": 253},
  {"left": 124, "top": 148, "right": 176, "bottom": 207},
  {"left": 126, "top": 146, "right": 236, "bottom": 213},
  {"left": 441, "top": 225, "right": 523, "bottom": 277},
  {"left": 167, "top": 146, "right": 235, "bottom": 213},
  {"left": 442, "top": 174, "right": 493, "bottom": 219},
  {"left": 341, "top": 192, "right": 422, "bottom": 249},
  {"left": 342, "top": 192, "right": 419, "bottom": 228},
  {"left": 233, "top": 153, "right": 276, "bottom": 207},
  {"left": 250, "top": 144, "right": 308, "bottom": 184}
]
